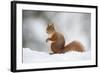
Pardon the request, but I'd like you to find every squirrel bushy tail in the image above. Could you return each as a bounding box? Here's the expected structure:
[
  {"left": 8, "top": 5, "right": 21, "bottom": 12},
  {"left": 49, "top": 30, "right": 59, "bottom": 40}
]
[{"left": 63, "top": 41, "right": 85, "bottom": 53}]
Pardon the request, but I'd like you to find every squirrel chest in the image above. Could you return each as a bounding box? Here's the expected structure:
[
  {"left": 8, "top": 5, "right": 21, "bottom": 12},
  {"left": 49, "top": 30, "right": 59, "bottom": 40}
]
[{"left": 50, "top": 32, "right": 65, "bottom": 53}]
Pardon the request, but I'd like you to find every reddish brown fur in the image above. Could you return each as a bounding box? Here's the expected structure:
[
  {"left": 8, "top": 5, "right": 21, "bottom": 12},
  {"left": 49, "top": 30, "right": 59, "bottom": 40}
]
[
  {"left": 46, "top": 23, "right": 85, "bottom": 54},
  {"left": 63, "top": 41, "right": 85, "bottom": 53}
]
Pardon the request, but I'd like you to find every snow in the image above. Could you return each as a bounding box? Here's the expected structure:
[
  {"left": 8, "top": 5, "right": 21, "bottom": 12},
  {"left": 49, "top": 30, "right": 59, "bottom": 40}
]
[{"left": 23, "top": 48, "right": 91, "bottom": 63}]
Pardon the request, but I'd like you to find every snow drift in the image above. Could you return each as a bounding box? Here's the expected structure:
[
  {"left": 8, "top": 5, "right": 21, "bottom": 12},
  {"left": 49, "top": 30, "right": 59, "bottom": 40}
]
[{"left": 23, "top": 48, "right": 91, "bottom": 63}]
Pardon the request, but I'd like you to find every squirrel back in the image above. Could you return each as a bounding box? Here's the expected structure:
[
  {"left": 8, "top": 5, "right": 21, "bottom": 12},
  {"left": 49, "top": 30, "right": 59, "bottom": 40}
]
[{"left": 46, "top": 23, "right": 85, "bottom": 54}]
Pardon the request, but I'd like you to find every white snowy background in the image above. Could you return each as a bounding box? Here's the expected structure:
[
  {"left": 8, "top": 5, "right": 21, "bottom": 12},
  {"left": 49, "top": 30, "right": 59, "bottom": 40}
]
[{"left": 22, "top": 10, "right": 91, "bottom": 63}]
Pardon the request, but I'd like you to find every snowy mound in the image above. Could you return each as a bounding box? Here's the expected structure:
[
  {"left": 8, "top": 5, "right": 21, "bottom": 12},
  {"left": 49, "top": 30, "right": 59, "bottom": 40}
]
[{"left": 23, "top": 48, "right": 91, "bottom": 63}]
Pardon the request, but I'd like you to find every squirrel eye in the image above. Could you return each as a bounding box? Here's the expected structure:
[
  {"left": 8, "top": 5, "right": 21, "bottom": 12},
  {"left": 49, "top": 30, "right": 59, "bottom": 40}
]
[{"left": 52, "top": 23, "right": 54, "bottom": 26}]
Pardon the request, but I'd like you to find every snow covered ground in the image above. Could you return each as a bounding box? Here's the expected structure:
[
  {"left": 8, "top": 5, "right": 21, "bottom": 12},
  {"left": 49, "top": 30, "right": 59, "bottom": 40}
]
[{"left": 23, "top": 48, "right": 91, "bottom": 63}]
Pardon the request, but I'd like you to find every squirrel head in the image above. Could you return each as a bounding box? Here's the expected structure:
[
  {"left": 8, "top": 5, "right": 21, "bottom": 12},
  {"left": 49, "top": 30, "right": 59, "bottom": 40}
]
[{"left": 46, "top": 23, "right": 55, "bottom": 34}]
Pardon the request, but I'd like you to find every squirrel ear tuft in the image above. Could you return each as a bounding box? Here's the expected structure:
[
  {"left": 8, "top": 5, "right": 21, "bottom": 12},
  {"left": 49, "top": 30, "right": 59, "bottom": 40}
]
[
  {"left": 48, "top": 23, "right": 50, "bottom": 26},
  {"left": 48, "top": 22, "right": 54, "bottom": 26}
]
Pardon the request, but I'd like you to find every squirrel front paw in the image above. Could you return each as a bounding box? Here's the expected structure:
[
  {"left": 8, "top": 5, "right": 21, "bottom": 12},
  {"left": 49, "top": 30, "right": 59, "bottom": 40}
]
[{"left": 46, "top": 38, "right": 49, "bottom": 43}]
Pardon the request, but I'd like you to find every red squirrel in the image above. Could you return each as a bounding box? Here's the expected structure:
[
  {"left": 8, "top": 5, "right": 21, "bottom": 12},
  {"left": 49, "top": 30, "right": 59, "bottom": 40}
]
[{"left": 46, "top": 23, "right": 85, "bottom": 54}]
